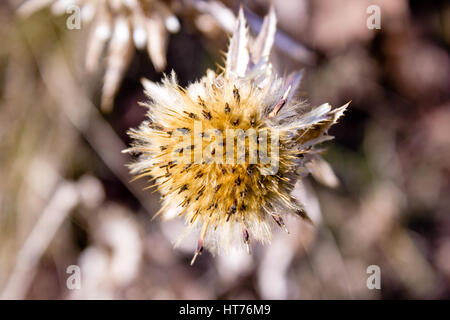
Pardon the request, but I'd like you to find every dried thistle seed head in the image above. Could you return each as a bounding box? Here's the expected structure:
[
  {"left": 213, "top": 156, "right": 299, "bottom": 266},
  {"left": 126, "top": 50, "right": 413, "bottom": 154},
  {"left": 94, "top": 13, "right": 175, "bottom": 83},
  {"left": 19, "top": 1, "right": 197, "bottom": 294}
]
[
  {"left": 18, "top": 0, "right": 180, "bottom": 111},
  {"left": 124, "top": 7, "right": 349, "bottom": 263}
]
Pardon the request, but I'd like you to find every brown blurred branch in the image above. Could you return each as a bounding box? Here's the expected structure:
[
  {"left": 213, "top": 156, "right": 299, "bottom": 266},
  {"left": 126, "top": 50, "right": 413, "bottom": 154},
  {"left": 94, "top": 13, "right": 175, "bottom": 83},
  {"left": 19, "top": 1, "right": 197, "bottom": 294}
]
[{"left": 1, "top": 182, "right": 78, "bottom": 299}]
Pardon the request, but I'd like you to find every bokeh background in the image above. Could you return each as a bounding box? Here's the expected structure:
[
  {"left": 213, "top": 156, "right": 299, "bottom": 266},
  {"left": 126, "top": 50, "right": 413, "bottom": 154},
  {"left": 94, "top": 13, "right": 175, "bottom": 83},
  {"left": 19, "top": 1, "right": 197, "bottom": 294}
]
[{"left": 1, "top": 0, "right": 449, "bottom": 299}]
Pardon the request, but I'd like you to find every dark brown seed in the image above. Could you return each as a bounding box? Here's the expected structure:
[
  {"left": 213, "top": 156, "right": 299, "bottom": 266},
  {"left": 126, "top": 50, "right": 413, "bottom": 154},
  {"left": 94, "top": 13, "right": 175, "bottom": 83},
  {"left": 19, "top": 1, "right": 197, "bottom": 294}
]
[
  {"left": 202, "top": 110, "right": 212, "bottom": 120},
  {"left": 179, "top": 184, "right": 189, "bottom": 193},
  {"left": 195, "top": 171, "right": 204, "bottom": 179},
  {"left": 181, "top": 164, "right": 192, "bottom": 172},
  {"left": 184, "top": 111, "right": 198, "bottom": 120},
  {"left": 177, "top": 127, "right": 190, "bottom": 135},
  {"left": 169, "top": 162, "right": 177, "bottom": 169},
  {"left": 242, "top": 228, "right": 249, "bottom": 243},
  {"left": 228, "top": 200, "right": 237, "bottom": 217},
  {"left": 196, "top": 190, "right": 204, "bottom": 200},
  {"left": 148, "top": 122, "right": 164, "bottom": 131},
  {"left": 233, "top": 86, "right": 240, "bottom": 103},
  {"left": 232, "top": 199, "right": 237, "bottom": 210},
  {"left": 295, "top": 209, "right": 313, "bottom": 224},
  {"left": 196, "top": 239, "right": 204, "bottom": 253},
  {"left": 272, "top": 214, "right": 289, "bottom": 233},
  {"left": 224, "top": 103, "right": 231, "bottom": 113},
  {"left": 183, "top": 198, "right": 191, "bottom": 207},
  {"left": 198, "top": 96, "right": 207, "bottom": 108}
]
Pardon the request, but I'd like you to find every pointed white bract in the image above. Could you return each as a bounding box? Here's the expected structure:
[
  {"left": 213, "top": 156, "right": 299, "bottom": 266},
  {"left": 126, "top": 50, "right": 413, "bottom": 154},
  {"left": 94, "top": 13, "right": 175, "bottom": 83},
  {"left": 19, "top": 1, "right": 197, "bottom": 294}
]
[
  {"left": 226, "top": 8, "right": 250, "bottom": 79},
  {"left": 226, "top": 7, "right": 278, "bottom": 81},
  {"left": 250, "top": 6, "right": 277, "bottom": 63},
  {"left": 18, "top": 0, "right": 180, "bottom": 111},
  {"left": 125, "top": 8, "right": 349, "bottom": 262}
]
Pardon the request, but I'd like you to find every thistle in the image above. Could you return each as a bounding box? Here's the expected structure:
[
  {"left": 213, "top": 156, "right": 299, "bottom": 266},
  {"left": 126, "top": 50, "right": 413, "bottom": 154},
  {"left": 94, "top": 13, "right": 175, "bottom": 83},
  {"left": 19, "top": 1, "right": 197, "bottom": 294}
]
[{"left": 125, "top": 7, "right": 349, "bottom": 264}]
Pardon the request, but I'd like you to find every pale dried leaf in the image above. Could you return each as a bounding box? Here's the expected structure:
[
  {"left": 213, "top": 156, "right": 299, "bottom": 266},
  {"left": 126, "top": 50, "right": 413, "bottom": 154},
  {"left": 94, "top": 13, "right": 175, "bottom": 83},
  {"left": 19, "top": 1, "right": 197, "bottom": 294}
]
[
  {"left": 153, "top": 1, "right": 180, "bottom": 33},
  {"left": 101, "top": 16, "right": 134, "bottom": 112},
  {"left": 194, "top": 0, "right": 236, "bottom": 33},
  {"left": 250, "top": 5, "right": 277, "bottom": 63},
  {"left": 146, "top": 14, "right": 168, "bottom": 72},
  {"left": 131, "top": 9, "right": 147, "bottom": 49},
  {"left": 85, "top": 12, "right": 112, "bottom": 72},
  {"left": 306, "top": 155, "right": 340, "bottom": 188},
  {"left": 226, "top": 8, "right": 250, "bottom": 79},
  {"left": 17, "top": 0, "right": 54, "bottom": 17},
  {"left": 51, "top": 0, "right": 77, "bottom": 15}
]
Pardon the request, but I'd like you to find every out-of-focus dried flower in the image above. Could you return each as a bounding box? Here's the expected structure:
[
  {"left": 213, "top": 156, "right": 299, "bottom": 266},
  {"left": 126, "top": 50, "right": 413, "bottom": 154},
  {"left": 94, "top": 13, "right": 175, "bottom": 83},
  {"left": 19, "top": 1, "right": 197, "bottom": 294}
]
[
  {"left": 18, "top": 0, "right": 181, "bottom": 111},
  {"left": 124, "top": 7, "right": 349, "bottom": 264},
  {"left": 68, "top": 204, "right": 142, "bottom": 299}
]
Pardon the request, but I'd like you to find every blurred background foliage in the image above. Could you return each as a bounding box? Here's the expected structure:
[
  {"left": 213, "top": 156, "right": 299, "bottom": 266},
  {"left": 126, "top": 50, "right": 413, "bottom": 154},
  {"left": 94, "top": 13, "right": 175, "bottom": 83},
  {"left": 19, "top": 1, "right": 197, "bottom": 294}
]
[{"left": 0, "top": 0, "right": 449, "bottom": 299}]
